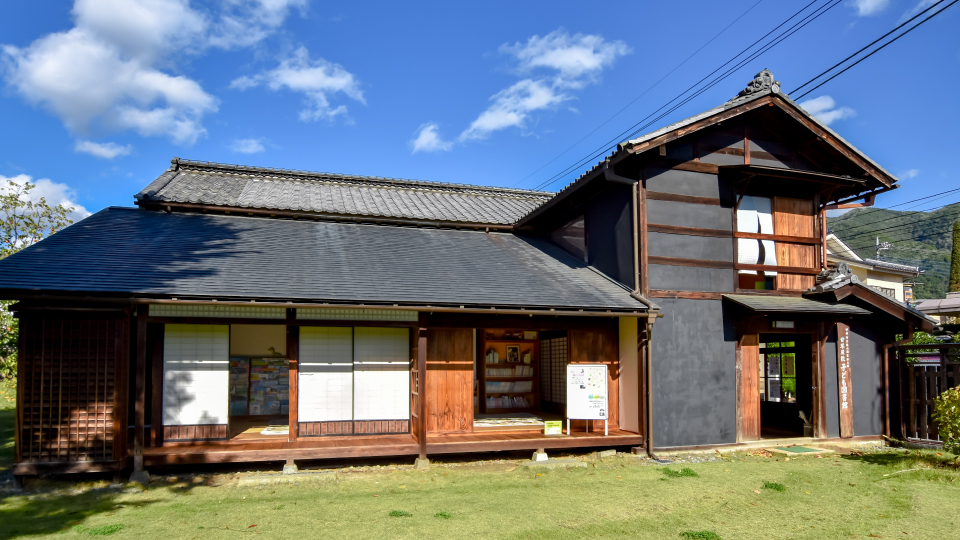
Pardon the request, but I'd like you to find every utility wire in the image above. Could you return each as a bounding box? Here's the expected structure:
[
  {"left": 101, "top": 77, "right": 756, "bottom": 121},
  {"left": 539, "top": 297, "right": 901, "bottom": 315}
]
[
  {"left": 828, "top": 187, "right": 960, "bottom": 236},
  {"left": 794, "top": 0, "right": 959, "bottom": 100},
  {"left": 529, "top": 0, "right": 837, "bottom": 191},
  {"left": 510, "top": 0, "right": 767, "bottom": 187}
]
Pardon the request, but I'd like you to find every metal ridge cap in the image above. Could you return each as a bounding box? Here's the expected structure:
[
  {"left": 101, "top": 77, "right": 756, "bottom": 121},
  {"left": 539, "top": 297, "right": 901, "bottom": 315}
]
[{"left": 171, "top": 157, "right": 555, "bottom": 198}]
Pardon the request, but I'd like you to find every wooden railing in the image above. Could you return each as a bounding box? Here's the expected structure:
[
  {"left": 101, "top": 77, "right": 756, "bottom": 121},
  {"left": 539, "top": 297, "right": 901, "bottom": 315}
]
[{"left": 898, "top": 344, "right": 960, "bottom": 443}]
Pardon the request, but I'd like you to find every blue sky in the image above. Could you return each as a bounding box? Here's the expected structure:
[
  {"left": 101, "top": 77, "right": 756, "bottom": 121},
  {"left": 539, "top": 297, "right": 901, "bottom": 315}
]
[{"left": 0, "top": 0, "right": 957, "bottom": 220}]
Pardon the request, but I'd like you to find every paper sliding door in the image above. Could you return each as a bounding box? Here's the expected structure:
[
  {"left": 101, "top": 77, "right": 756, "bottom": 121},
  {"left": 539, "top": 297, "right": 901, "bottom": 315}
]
[
  {"left": 353, "top": 328, "right": 410, "bottom": 432},
  {"left": 298, "top": 327, "right": 354, "bottom": 434},
  {"left": 162, "top": 324, "right": 230, "bottom": 441}
]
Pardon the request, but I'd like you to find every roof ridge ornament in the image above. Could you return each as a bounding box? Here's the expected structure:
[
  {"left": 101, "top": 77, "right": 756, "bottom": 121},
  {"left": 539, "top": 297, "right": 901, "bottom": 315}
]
[{"left": 727, "top": 69, "right": 781, "bottom": 104}]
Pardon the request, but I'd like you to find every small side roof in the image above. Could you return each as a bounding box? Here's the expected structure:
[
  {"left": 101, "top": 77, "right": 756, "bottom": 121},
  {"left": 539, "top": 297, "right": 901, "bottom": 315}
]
[
  {"left": 722, "top": 294, "right": 870, "bottom": 316},
  {"left": 0, "top": 207, "right": 647, "bottom": 313},
  {"left": 916, "top": 296, "right": 960, "bottom": 315}
]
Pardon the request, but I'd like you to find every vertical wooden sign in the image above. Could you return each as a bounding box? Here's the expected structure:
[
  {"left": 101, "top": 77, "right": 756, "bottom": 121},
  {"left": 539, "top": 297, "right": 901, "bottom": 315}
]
[{"left": 836, "top": 323, "right": 854, "bottom": 438}]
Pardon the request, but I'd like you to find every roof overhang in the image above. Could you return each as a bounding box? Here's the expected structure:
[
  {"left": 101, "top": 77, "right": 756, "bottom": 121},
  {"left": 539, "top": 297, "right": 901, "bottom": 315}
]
[
  {"left": 807, "top": 283, "right": 939, "bottom": 333},
  {"left": 916, "top": 298, "right": 960, "bottom": 315},
  {"left": 722, "top": 294, "right": 871, "bottom": 316}
]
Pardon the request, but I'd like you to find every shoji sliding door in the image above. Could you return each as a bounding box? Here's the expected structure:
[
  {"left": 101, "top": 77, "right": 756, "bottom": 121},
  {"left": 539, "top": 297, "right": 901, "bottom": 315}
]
[
  {"left": 353, "top": 328, "right": 410, "bottom": 433},
  {"left": 162, "top": 324, "right": 230, "bottom": 441},
  {"left": 298, "top": 327, "right": 354, "bottom": 434}
]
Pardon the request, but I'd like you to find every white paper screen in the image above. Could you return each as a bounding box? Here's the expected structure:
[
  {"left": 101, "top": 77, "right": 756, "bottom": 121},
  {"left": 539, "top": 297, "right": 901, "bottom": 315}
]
[
  {"left": 737, "top": 195, "right": 778, "bottom": 275},
  {"left": 353, "top": 327, "right": 410, "bottom": 421},
  {"left": 298, "top": 327, "right": 354, "bottom": 422},
  {"left": 163, "top": 324, "right": 230, "bottom": 426}
]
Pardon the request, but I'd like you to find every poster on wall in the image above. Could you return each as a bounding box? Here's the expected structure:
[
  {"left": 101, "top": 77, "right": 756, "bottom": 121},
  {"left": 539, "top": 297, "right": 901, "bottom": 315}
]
[{"left": 566, "top": 364, "right": 608, "bottom": 435}]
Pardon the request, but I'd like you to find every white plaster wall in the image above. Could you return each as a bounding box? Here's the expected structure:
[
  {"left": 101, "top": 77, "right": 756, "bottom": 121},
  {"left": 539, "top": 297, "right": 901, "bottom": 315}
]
[
  {"left": 163, "top": 324, "right": 230, "bottom": 425},
  {"left": 865, "top": 270, "right": 905, "bottom": 302},
  {"left": 618, "top": 317, "right": 640, "bottom": 433}
]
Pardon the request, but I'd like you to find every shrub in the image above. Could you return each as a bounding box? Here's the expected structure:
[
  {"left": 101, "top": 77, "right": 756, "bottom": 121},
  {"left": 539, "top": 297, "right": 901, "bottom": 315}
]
[{"left": 933, "top": 386, "right": 960, "bottom": 455}]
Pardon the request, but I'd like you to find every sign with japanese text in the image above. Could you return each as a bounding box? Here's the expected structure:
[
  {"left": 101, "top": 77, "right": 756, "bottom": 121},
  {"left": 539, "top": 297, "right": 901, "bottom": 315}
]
[
  {"left": 567, "top": 364, "right": 608, "bottom": 420},
  {"left": 836, "top": 322, "right": 854, "bottom": 438}
]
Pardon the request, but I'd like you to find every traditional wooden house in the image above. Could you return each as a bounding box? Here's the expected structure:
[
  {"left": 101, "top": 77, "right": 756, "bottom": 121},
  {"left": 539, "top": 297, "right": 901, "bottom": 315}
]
[{"left": 0, "top": 70, "right": 937, "bottom": 482}]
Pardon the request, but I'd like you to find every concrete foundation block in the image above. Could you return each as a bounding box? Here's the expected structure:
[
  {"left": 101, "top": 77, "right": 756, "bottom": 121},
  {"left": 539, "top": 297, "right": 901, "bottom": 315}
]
[
  {"left": 532, "top": 450, "right": 549, "bottom": 462},
  {"left": 282, "top": 461, "right": 299, "bottom": 475},
  {"left": 415, "top": 457, "right": 430, "bottom": 470}
]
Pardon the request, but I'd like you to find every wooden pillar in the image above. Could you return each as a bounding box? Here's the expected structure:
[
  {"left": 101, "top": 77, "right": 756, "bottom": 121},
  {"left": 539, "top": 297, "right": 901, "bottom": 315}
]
[
  {"left": 739, "top": 334, "right": 760, "bottom": 442},
  {"left": 417, "top": 328, "right": 428, "bottom": 459},
  {"left": 149, "top": 324, "right": 164, "bottom": 447},
  {"left": 287, "top": 312, "right": 299, "bottom": 442},
  {"left": 133, "top": 305, "right": 148, "bottom": 474},
  {"left": 812, "top": 322, "right": 829, "bottom": 438},
  {"left": 836, "top": 322, "right": 854, "bottom": 438}
]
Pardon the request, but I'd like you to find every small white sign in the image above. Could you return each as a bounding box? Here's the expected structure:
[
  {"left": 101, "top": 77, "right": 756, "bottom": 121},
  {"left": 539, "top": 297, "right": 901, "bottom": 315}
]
[{"left": 566, "top": 364, "right": 608, "bottom": 420}]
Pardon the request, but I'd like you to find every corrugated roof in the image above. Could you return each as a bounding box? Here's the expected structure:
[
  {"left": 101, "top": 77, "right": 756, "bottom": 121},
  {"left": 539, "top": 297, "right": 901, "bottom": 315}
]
[
  {"left": 136, "top": 159, "right": 554, "bottom": 226},
  {"left": 0, "top": 207, "right": 646, "bottom": 312},
  {"left": 722, "top": 294, "right": 871, "bottom": 315}
]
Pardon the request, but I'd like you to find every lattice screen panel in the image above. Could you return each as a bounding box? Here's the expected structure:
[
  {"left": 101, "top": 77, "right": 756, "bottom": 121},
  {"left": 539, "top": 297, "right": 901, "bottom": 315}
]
[
  {"left": 18, "top": 316, "right": 128, "bottom": 463},
  {"left": 540, "top": 336, "right": 567, "bottom": 407}
]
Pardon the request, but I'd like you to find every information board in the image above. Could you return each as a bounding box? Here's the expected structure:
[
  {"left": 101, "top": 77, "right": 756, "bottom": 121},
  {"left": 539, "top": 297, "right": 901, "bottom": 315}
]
[{"left": 566, "top": 364, "right": 608, "bottom": 420}]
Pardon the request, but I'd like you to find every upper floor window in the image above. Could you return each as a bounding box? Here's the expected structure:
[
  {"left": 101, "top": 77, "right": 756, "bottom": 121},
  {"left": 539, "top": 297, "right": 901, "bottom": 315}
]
[
  {"left": 550, "top": 215, "right": 587, "bottom": 262},
  {"left": 737, "top": 195, "right": 778, "bottom": 289}
]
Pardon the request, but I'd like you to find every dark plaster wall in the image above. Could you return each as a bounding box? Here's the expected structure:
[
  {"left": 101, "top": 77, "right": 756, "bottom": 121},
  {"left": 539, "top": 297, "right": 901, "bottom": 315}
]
[
  {"left": 651, "top": 298, "right": 737, "bottom": 447},
  {"left": 585, "top": 184, "right": 634, "bottom": 287},
  {"left": 649, "top": 264, "right": 733, "bottom": 293},
  {"left": 647, "top": 232, "right": 733, "bottom": 261},
  {"left": 849, "top": 323, "right": 884, "bottom": 436},
  {"left": 823, "top": 330, "right": 840, "bottom": 439},
  {"left": 647, "top": 199, "right": 732, "bottom": 230},
  {"left": 645, "top": 167, "right": 723, "bottom": 199}
]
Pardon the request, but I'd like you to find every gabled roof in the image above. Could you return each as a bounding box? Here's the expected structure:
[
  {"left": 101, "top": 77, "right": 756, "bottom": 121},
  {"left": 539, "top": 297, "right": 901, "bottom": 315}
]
[
  {"left": 136, "top": 158, "right": 553, "bottom": 227},
  {"left": 806, "top": 264, "right": 938, "bottom": 331},
  {"left": 0, "top": 207, "right": 647, "bottom": 313},
  {"left": 826, "top": 233, "right": 921, "bottom": 277}
]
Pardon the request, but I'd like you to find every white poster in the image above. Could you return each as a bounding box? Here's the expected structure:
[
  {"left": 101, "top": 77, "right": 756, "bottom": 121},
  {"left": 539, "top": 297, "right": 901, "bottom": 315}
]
[{"left": 566, "top": 364, "right": 608, "bottom": 420}]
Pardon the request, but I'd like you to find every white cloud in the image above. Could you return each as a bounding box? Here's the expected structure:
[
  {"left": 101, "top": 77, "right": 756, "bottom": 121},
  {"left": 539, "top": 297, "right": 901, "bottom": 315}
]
[
  {"left": 411, "top": 123, "right": 453, "bottom": 153},
  {"left": 899, "top": 0, "right": 938, "bottom": 22},
  {"left": 799, "top": 95, "right": 856, "bottom": 126},
  {"left": 230, "top": 47, "right": 364, "bottom": 122},
  {"left": 75, "top": 140, "right": 132, "bottom": 159},
  {"left": 0, "top": 174, "right": 92, "bottom": 222},
  {"left": 454, "top": 29, "right": 630, "bottom": 143},
  {"left": 2, "top": 0, "right": 303, "bottom": 145},
  {"left": 231, "top": 138, "right": 265, "bottom": 153},
  {"left": 898, "top": 169, "right": 920, "bottom": 180},
  {"left": 849, "top": 0, "right": 891, "bottom": 16},
  {"left": 209, "top": 0, "right": 308, "bottom": 50}
]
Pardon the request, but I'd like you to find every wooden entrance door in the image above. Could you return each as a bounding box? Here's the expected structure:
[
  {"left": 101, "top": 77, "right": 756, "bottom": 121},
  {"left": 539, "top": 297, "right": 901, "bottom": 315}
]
[{"left": 739, "top": 334, "right": 761, "bottom": 441}]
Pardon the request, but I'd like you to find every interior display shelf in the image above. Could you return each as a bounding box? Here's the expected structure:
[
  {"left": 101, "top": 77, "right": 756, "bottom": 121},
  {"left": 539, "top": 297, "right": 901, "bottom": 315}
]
[{"left": 485, "top": 391, "right": 535, "bottom": 395}]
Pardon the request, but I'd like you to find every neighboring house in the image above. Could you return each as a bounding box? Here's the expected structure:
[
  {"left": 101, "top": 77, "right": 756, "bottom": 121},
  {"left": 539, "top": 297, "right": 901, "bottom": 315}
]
[
  {"left": 0, "top": 70, "right": 938, "bottom": 482},
  {"left": 917, "top": 292, "right": 960, "bottom": 327},
  {"left": 825, "top": 233, "right": 922, "bottom": 302}
]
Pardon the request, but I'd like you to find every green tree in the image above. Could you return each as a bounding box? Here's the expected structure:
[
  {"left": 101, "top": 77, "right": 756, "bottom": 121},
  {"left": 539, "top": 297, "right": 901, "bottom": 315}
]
[
  {"left": 951, "top": 220, "right": 960, "bottom": 293},
  {"left": 0, "top": 180, "right": 74, "bottom": 379}
]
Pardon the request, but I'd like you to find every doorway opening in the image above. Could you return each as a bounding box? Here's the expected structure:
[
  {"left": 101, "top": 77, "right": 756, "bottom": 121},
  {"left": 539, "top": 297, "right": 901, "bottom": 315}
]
[{"left": 758, "top": 334, "right": 813, "bottom": 439}]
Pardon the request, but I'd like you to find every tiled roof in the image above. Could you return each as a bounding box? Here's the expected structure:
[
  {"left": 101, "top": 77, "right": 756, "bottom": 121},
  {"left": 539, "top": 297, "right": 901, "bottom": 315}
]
[
  {"left": 0, "top": 207, "right": 647, "bottom": 312},
  {"left": 722, "top": 294, "right": 871, "bottom": 316},
  {"left": 136, "top": 159, "right": 553, "bottom": 226}
]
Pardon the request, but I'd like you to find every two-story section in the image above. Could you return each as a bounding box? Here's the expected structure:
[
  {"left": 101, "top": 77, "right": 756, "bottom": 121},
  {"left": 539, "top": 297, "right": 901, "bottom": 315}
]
[{"left": 519, "top": 70, "right": 935, "bottom": 450}]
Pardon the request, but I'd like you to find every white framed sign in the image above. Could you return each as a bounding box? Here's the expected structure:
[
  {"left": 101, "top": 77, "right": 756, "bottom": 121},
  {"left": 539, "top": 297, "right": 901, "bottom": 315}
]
[{"left": 566, "top": 364, "right": 608, "bottom": 435}]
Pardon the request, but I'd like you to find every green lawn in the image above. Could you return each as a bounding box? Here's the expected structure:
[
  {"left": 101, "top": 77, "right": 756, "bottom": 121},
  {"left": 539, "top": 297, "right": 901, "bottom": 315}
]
[
  {"left": 0, "top": 380, "right": 958, "bottom": 539},
  {"left": 0, "top": 379, "right": 14, "bottom": 474}
]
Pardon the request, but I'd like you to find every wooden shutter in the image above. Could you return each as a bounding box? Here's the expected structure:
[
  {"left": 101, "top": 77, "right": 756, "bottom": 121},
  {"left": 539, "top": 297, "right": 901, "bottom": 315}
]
[{"left": 773, "top": 197, "right": 818, "bottom": 290}]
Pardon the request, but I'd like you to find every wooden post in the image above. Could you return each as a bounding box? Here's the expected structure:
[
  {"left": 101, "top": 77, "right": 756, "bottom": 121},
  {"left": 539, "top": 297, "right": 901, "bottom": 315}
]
[
  {"left": 638, "top": 177, "right": 649, "bottom": 298},
  {"left": 132, "top": 305, "right": 148, "bottom": 479},
  {"left": 287, "top": 313, "right": 299, "bottom": 442},
  {"left": 149, "top": 324, "right": 164, "bottom": 447},
  {"left": 417, "top": 328, "right": 428, "bottom": 460},
  {"left": 813, "top": 323, "right": 828, "bottom": 439},
  {"left": 836, "top": 322, "right": 854, "bottom": 438}
]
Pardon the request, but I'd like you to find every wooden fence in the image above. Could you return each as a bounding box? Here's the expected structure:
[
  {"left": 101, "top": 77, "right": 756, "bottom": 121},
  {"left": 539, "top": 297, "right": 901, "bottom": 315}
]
[{"left": 898, "top": 343, "right": 960, "bottom": 444}]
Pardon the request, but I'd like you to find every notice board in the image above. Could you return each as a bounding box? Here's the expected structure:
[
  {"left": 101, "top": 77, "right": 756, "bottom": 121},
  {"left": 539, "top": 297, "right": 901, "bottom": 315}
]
[{"left": 566, "top": 364, "right": 608, "bottom": 420}]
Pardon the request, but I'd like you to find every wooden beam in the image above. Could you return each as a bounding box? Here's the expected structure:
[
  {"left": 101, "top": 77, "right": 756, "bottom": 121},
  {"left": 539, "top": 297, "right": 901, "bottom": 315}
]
[
  {"left": 287, "top": 313, "right": 299, "bottom": 442},
  {"left": 648, "top": 223, "right": 733, "bottom": 238},
  {"left": 648, "top": 256, "right": 733, "bottom": 269},
  {"left": 134, "top": 305, "right": 147, "bottom": 469},
  {"left": 149, "top": 324, "right": 164, "bottom": 447},
  {"left": 417, "top": 328, "right": 428, "bottom": 460},
  {"left": 648, "top": 290, "right": 724, "bottom": 300},
  {"left": 734, "top": 232, "right": 821, "bottom": 245},
  {"left": 646, "top": 191, "right": 723, "bottom": 207},
  {"left": 651, "top": 159, "right": 720, "bottom": 174},
  {"left": 735, "top": 263, "right": 821, "bottom": 275}
]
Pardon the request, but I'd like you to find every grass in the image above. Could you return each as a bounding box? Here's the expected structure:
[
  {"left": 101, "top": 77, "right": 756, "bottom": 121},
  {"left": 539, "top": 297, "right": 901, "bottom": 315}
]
[
  {"left": 1, "top": 384, "right": 959, "bottom": 538},
  {"left": 762, "top": 481, "right": 785, "bottom": 492},
  {"left": 0, "top": 378, "right": 14, "bottom": 474}
]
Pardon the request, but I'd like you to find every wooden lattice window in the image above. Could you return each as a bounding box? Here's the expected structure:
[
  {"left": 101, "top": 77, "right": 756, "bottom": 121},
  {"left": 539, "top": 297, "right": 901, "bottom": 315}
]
[{"left": 18, "top": 315, "right": 129, "bottom": 463}]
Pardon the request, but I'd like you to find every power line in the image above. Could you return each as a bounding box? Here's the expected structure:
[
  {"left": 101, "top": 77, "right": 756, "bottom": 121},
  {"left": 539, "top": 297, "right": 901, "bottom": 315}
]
[
  {"left": 791, "top": 0, "right": 952, "bottom": 96},
  {"left": 794, "top": 0, "right": 959, "bottom": 100},
  {"left": 833, "top": 199, "right": 960, "bottom": 244},
  {"left": 528, "top": 0, "right": 838, "bottom": 191},
  {"left": 827, "top": 188, "right": 960, "bottom": 239},
  {"left": 510, "top": 0, "right": 767, "bottom": 188}
]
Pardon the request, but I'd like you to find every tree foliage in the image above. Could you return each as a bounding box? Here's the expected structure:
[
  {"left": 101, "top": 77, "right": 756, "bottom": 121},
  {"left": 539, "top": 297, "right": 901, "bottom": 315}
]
[
  {"left": 0, "top": 180, "right": 74, "bottom": 379},
  {"left": 932, "top": 386, "right": 960, "bottom": 455},
  {"left": 950, "top": 220, "right": 960, "bottom": 293}
]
